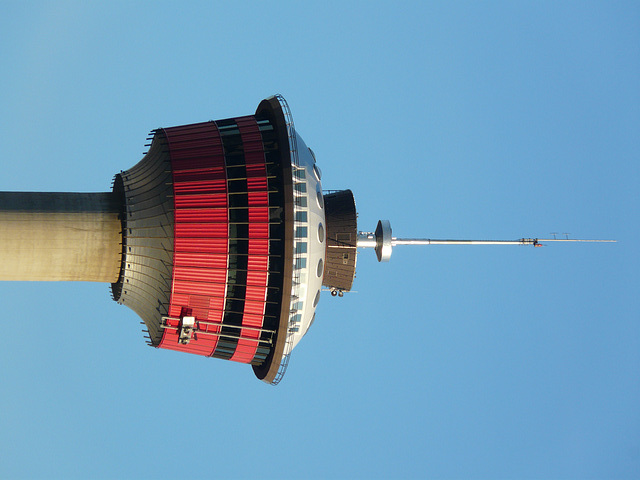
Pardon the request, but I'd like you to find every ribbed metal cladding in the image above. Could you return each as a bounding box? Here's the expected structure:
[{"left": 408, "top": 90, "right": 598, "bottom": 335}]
[
  {"left": 323, "top": 189, "right": 358, "bottom": 292},
  {"left": 111, "top": 131, "right": 175, "bottom": 345},
  {"left": 157, "top": 117, "right": 284, "bottom": 366},
  {"left": 160, "top": 121, "right": 230, "bottom": 357}
]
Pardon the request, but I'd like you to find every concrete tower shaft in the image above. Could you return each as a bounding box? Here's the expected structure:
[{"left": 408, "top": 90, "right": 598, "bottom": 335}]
[{"left": 0, "top": 191, "right": 122, "bottom": 282}]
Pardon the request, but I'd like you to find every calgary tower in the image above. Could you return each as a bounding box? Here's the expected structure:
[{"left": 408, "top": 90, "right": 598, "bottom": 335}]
[{"left": 0, "top": 95, "right": 611, "bottom": 384}]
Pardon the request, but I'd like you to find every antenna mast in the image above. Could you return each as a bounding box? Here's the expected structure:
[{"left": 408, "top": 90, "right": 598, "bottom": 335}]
[{"left": 356, "top": 220, "right": 615, "bottom": 262}]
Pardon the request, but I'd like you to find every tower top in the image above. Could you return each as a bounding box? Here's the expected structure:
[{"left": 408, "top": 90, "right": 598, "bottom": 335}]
[{"left": 321, "top": 189, "right": 614, "bottom": 297}]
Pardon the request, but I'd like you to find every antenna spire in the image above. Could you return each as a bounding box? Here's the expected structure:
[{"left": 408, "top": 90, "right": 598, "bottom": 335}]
[{"left": 356, "top": 220, "right": 615, "bottom": 262}]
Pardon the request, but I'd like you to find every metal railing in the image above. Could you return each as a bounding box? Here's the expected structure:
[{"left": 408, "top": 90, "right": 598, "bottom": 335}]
[{"left": 271, "top": 94, "right": 305, "bottom": 386}]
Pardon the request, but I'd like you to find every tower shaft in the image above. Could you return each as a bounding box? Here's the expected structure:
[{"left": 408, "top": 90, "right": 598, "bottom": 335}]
[{"left": 0, "top": 192, "right": 122, "bottom": 282}]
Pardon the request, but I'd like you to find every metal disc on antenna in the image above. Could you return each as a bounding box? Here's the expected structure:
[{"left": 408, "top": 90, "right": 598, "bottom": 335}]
[{"left": 375, "top": 220, "right": 393, "bottom": 262}]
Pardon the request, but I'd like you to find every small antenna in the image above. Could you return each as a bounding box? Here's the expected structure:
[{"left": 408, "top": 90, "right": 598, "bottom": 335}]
[{"left": 357, "top": 220, "right": 616, "bottom": 262}]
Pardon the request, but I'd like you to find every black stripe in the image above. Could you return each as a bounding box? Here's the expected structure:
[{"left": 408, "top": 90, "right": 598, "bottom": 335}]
[
  {"left": 253, "top": 114, "right": 286, "bottom": 365},
  {"left": 211, "top": 118, "right": 248, "bottom": 359}
]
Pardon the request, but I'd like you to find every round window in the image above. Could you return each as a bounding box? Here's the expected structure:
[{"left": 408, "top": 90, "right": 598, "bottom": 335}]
[{"left": 317, "top": 258, "right": 324, "bottom": 277}]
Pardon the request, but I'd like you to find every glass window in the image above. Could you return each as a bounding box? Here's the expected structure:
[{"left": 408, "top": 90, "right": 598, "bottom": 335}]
[
  {"left": 295, "top": 211, "right": 308, "bottom": 222},
  {"left": 295, "top": 242, "right": 307, "bottom": 254},
  {"left": 295, "top": 226, "right": 308, "bottom": 238},
  {"left": 294, "top": 168, "right": 306, "bottom": 180},
  {"left": 229, "top": 208, "right": 248, "bottom": 223}
]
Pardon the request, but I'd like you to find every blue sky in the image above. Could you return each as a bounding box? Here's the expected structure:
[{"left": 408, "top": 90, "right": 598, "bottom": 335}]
[{"left": 0, "top": 2, "right": 638, "bottom": 479}]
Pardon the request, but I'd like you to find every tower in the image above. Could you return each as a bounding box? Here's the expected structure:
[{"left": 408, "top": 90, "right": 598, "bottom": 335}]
[
  {"left": 1, "top": 95, "right": 324, "bottom": 384},
  {"left": 0, "top": 95, "right": 612, "bottom": 385}
]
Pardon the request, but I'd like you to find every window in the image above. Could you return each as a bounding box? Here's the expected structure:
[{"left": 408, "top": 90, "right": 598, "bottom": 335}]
[{"left": 316, "top": 185, "right": 324, "bottom": 209}]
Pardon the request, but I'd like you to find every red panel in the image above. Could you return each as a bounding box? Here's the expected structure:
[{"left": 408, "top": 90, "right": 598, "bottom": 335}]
[
  {"left": 244, "top": 299, "right": 267, "bottom": 315},
  {"left": 174, "top": 237, "right": 228, "bottom": 253},
  {"left": 172, "top": 168, "right": 226, "bottom": 181},
  {"left": 160, "top": 122, "right": 228, "bottom": 356},
  {"left": 174, "top": 223, "right": 229, "bottom": 238},
  {"left": 172, "top": 157, "right": 224, "bottom": 170},
  {"left": 172, "top": 279, "right": 225, "bottom": 297},
  {"left": 173, "top": 266, "right": 228, "bottom": 283},
  {"left": 160, "top": 118, "right": 273, "bottom": 364},
  {"left": 247, "top": 256, "right": 269, "bottom": 271},
  {"left": 174, "top": 193, "right": 227, "bottom": 209},
  {"left": 173, "top": 180, "right": 227, "bottom": 194},
  {"left": 248, "top": 210, "right": 269, "bottom": 222},
  {"left": 173, "top": 252, "right": 228, "bottom": 269},
  {"left": 175, "top": 209, "right": 229, "bottom": 224},
  {"left": 246, "top": 271, "right": 268, "bottom": 287},
  {"left": 245, "top": 285, "right": 268, "bottom": 302},
  {"left": 249, "top": 224, "right": 270, "bottom": 237},
  {"left": 230, "top": 117, "right": 270, "bottom": 363}
]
